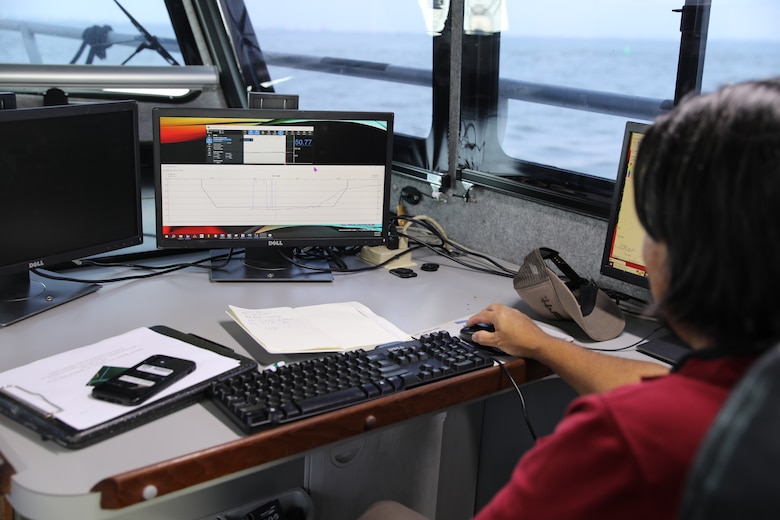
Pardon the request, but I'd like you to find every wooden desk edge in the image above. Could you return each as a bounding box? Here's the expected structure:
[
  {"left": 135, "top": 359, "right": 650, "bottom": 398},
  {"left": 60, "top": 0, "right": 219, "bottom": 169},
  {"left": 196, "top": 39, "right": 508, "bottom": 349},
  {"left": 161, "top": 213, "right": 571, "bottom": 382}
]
[
  {"left": 92, "top": 358, "right": 551, "bottom": 509},
  {"left": 0, "top": 452, "right": 15, "bottom": 495}
]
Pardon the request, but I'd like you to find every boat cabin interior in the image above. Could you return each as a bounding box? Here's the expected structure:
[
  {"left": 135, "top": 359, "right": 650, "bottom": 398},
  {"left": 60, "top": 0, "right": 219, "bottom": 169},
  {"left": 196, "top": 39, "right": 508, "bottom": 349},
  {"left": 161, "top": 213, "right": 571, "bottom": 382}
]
[{"left": 0, "top": 1, "right": 777, "bottom": 519}]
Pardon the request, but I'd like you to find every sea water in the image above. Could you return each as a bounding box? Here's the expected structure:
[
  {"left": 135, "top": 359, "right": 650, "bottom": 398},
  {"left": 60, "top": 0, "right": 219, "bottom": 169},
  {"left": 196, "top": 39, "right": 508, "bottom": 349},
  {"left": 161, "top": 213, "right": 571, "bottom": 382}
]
[
  {"left": 1, "top": 24, "right": 777, "bottom": 178},
  {"left": 259, "top": 31, "right": 780, "bottom": 178}
]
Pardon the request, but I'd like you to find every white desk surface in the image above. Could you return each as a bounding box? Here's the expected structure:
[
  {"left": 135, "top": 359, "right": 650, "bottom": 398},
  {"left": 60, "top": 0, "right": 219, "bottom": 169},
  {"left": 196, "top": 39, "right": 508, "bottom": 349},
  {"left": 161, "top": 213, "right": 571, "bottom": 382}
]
[{"left": 0, "top": 250, "right": 661, "bottom": 519}]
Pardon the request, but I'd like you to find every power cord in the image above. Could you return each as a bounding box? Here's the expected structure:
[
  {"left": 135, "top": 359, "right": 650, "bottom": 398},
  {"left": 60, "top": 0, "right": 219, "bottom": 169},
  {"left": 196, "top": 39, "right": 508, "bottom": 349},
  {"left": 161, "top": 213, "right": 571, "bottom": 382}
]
[
  {"left": 281, "top": 244, "right": 427, "bottom": 274},
  {"left": 33, "top": 215, "right": 516, "bottom": 282},
  {"left": 392, "top": 214, "right": 517, "bottom": 277},
  {"left": 32, "top": 249, "right": 236, "bottom": 284}
]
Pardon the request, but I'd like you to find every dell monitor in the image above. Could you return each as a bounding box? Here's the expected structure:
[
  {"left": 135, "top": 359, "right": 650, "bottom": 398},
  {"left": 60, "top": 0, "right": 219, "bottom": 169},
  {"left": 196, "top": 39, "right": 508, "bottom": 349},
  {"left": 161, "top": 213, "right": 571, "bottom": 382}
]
[
  {"left": 0, "top": 101, "right": 143, "bottom": 326},
  {"left": 152, "top": 108, "right": 394, "bottom": 281},
  {"left": 600, "top": 121, "right": 690, "bottom": 364}
]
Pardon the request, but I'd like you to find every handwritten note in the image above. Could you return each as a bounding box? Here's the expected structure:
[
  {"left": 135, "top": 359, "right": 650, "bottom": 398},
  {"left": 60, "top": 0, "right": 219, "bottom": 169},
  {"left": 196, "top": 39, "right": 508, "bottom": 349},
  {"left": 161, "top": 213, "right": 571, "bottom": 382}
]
[{"left": 226, "top": 301, "right": 411, "bottom": 353}]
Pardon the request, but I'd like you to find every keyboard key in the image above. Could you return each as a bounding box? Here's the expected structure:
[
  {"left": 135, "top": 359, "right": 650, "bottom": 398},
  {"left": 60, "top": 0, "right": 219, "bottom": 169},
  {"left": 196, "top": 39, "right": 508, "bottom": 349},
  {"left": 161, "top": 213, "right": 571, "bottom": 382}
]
[{"left": 296, "top": 386, "right": 367, "bottom": 415}]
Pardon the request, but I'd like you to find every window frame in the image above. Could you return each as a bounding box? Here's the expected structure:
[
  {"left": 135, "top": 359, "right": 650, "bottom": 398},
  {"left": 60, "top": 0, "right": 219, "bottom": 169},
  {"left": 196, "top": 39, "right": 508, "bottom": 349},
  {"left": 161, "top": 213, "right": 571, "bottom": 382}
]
[{"left": 193, "top": 0, "right": 712, "bottom": 219}]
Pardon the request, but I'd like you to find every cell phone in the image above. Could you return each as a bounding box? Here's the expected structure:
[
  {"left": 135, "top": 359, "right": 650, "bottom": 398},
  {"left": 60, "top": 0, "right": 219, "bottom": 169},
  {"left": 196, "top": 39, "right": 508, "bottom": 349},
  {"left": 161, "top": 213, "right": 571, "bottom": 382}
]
[
  {"left": 91, "top": 355, "right": 196, "bottom": 406},
  {"left": 389, "top": 267, "right": 417, "bottom": 278}
]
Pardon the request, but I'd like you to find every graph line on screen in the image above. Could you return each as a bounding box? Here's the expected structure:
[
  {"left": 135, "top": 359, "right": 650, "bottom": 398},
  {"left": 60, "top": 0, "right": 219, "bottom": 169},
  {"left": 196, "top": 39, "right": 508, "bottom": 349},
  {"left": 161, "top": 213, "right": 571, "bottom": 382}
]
[{"left": 161, "top": 164, "right": 384, "bottom": 226}]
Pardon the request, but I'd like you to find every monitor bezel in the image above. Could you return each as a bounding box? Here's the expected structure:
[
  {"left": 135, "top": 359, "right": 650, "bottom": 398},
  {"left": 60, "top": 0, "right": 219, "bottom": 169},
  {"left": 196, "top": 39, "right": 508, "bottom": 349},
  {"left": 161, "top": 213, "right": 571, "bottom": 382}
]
[
  {"left": 151, "top": 107, "right": 395, "bottom": 252},
  {"left": 0, "top": 100, "right": 143, "bottom": 278},
  {"left": 599, "top": 121, "right": 651, "bottom": 290}
]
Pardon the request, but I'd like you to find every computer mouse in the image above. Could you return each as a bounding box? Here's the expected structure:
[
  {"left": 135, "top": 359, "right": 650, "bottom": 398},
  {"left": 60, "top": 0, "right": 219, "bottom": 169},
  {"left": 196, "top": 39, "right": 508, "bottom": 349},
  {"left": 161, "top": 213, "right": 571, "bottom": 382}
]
[
  {"left": 459, "top": 323, "right": 495, "bottom": 344},
  {"left": 460, "top": 323, "right": 505, "bottom": 356}
]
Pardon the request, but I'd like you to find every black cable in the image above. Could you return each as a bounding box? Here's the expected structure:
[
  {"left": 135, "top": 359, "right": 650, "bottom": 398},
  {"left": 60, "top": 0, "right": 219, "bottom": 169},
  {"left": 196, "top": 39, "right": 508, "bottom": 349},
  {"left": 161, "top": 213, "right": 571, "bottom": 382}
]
[
  {"left": 391, "top": 214, "right": 517, "bottom": 277},
  {"left": 280, "top": 244, "right": 428, "bottom": 274},
  {"left": 464, "top": 324, "right": 666, "bottom": 445},
  {"left": 233, "top": 215, "right": 517, "bottom": 278},
  {"left": 402, "top": 232, "right": 515, "bottom": 278},
  {"left": 33, "top": 263, "right": 190, "bottom": 284},
  {"left": 496, "top": 358, "right": 538, "bottom": 442},
  {"left": 32, "top": 250, "right": 236, "bottom": 284},
  {"left": 78, "top": 252, "right": 227, "bottom": 271},
  {"left": 46, "top": 214, "right": 515, "bottom": 283},
  {"left": 584, "top": 325, "right": 665, "bottom": 353},
  {"left": 485, "top": 326, "right": 666, "bottom": 442}
]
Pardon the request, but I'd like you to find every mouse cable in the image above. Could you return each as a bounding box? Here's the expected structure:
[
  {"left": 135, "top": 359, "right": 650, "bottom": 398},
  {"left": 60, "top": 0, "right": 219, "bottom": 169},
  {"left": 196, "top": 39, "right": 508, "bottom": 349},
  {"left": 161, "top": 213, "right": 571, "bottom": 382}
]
[
  {"left": 584, "top": 325, "right": 666, "bottom": 353},
  {"left": 407, "top": 333, "right": 536, "bottom": 443},
  {"left": 496, "top": 358, "right": 539, "bottom": 442}
]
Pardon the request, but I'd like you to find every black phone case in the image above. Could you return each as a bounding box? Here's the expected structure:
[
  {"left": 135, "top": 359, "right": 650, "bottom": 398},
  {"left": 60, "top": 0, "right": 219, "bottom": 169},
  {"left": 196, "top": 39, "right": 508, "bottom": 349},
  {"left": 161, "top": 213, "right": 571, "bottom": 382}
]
[{"left": 91, "top": 354, "right": 197, "bottom": 406}]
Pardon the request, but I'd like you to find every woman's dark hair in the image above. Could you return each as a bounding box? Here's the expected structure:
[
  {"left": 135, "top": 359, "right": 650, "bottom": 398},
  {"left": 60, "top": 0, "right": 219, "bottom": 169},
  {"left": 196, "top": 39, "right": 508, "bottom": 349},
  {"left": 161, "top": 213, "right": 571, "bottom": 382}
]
[{"left": 633, "top": 78, "right": 780, "bottom": 348}]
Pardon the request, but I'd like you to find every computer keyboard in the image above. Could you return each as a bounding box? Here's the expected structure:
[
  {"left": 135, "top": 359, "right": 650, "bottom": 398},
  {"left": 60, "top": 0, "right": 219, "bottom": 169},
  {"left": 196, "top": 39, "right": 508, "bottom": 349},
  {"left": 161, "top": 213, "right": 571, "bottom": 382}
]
[{"left": 209, "top": 330, "right": 495, "bottom": 434}]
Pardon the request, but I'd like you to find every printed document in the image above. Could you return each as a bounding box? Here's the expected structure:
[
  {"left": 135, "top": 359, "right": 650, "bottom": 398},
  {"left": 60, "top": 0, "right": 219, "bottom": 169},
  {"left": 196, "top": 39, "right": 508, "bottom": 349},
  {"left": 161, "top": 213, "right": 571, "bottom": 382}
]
[{"left": 0, "top": 327, "right": 239, "bottom": 431}]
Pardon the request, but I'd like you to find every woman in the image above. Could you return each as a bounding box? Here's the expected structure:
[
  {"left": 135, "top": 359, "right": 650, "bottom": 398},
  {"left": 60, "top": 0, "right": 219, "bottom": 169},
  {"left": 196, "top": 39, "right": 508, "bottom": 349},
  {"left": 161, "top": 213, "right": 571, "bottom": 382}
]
[{"left": 360, "top": 78, "right": 780, "bottom": 519}]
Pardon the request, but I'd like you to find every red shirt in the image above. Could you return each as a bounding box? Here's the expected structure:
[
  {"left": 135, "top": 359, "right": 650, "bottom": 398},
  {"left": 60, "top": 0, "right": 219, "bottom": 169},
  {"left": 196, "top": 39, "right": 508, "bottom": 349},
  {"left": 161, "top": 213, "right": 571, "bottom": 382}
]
[{"left": 474, "top": 351, "right": 757, "bottom": 520}]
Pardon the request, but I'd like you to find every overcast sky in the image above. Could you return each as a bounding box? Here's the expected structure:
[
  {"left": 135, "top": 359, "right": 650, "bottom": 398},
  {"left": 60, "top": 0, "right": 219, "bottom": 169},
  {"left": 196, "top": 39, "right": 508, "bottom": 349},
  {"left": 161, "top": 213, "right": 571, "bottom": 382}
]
[{"left": 3, "top": 0, "right": 779, "bottom": 41}]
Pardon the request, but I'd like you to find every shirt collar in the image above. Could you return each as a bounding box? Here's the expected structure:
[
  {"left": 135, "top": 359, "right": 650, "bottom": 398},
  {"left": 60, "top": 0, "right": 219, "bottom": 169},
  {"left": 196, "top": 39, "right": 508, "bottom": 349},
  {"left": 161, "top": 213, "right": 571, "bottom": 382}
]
[{"left": 671, "top": 344, "right": 761, "bottom": 387}]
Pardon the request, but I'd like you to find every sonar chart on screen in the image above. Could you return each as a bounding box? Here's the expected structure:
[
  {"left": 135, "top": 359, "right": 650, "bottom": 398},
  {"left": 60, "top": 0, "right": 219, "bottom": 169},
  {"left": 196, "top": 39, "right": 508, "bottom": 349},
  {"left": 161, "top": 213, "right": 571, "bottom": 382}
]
[{"left": 160, "top": 163, "right": 385, "bottom": 227}]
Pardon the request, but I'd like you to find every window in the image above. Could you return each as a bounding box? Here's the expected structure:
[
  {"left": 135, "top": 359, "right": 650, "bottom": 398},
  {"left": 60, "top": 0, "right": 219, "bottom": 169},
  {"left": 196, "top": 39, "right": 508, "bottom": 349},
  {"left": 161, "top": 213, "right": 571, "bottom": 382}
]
[
  {"left": 244, "top": 1, "right": 433, "bottom": 139},
  {"left": 499, "top": 1, "right": 680, "bottom": 179},
  {"left": 702, "top": 0, "right": 780, "bottom": 91},
  {"left": 0, "top": 1, "right": 190, "bottom": 100},
  {"left": 0, "top": 1, "right": 180, "bottom": 66},
  {"left": 4, "top": 1, "right": 777, "bottom": 218},
  {"left": 233, "top": 1, "right": 778, "bottom": 217}
]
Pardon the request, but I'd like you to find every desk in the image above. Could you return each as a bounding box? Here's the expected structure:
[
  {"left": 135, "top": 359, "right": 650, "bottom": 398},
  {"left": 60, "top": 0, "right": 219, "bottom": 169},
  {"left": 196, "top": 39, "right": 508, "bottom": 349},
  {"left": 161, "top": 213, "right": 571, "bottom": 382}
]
[{"left": 0, "top": 251, "right": 660, "bottom": 520}]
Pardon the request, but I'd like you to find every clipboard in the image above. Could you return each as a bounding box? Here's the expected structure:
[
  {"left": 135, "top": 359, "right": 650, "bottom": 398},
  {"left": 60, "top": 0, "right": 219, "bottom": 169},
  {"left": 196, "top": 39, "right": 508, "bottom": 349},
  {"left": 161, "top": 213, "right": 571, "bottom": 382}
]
[{"left": 0, "top": 326, "right": 257, "bottom": 449}]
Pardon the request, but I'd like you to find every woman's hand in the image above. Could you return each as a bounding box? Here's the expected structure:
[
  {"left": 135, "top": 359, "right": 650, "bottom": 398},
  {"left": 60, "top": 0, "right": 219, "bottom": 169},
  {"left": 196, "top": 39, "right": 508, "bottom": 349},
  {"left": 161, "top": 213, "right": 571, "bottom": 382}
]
[{"left": 466, "top": 303, "right": 557, "bottom": 359}]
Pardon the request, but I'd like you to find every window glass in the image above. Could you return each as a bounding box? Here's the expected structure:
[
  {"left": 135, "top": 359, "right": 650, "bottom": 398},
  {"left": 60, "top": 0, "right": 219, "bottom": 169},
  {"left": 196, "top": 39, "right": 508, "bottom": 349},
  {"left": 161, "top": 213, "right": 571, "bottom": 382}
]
[
  {"left": 497, "top": 0, "right": 780, "bottom": 181},
  {"left": 702, "top": 0, "right": 780, "bottom": 92},
  {"left": 0, "top": 1, "right": 180, "bottom": 66},
  {"left": 244, "top": 0, "right": 433, "bottom": 138},
  {"left": 498, "top": 1, "right": 681, "bottom": 179}
]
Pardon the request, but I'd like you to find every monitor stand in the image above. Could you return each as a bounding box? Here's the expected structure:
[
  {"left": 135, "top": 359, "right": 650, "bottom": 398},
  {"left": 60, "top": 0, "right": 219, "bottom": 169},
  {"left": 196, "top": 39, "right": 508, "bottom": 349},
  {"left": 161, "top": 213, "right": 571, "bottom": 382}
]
[
  {"left": 209, "top": 247, "right": 333, "bottom": 282},
  {"left": 0, "top": 271, "right": 100, "bottom": 327}
]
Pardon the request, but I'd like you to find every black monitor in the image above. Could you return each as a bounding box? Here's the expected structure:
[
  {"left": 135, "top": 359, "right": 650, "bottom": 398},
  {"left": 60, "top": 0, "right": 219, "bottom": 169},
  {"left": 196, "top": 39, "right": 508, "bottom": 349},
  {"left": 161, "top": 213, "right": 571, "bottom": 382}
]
[
  {"left": 0, "top": 101, "right": 143, "bottom": 326},
  {"left": 600, "top": 121, "right": 651, "bottom": 290},
  {"left": 152, "top": 107, "right": 394, "bottom": 282},
  {"left": 600, "top": 121, "right": 691, "bottom": 364}
]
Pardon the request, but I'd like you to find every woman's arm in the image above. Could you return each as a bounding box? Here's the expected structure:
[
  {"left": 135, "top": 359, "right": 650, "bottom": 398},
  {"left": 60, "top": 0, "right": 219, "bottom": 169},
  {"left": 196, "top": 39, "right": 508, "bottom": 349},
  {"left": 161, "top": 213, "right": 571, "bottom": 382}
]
[{"left": 467, "top": 303, "right": 669, "bottom": 394}]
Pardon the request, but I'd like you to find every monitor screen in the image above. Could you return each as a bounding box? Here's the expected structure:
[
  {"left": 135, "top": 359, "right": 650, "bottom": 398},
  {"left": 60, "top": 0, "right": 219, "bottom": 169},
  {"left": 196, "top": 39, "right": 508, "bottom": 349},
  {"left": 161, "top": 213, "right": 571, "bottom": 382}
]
[
  {"left": 600, "top": 121, "right": 651, "bottom": 290},
  {"left": 153, "top": 108, "right": 394, "bottom": 282},
  {"left": 0, "top": 101, "right": 143, "bottom": 326}
]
